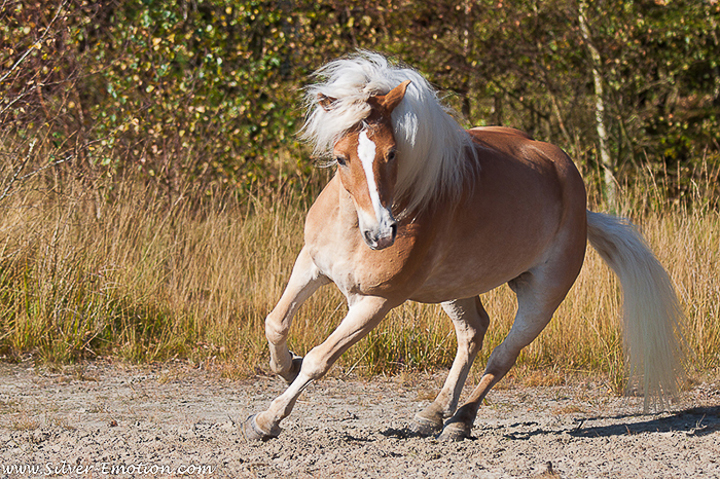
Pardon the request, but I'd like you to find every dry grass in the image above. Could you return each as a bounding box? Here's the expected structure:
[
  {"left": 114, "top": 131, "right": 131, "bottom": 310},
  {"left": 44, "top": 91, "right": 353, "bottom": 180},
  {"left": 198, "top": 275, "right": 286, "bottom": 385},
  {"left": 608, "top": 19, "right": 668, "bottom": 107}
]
[{"left": 0, "top": 164, "right": 719, "bottom": 393}]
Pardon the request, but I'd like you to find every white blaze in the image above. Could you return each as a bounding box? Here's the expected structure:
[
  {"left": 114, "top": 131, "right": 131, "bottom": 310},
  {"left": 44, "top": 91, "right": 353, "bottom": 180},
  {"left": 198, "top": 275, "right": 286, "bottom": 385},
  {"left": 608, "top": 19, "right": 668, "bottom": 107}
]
[{"left": 357, "top": 130, "right": 384, "bottom": 222}]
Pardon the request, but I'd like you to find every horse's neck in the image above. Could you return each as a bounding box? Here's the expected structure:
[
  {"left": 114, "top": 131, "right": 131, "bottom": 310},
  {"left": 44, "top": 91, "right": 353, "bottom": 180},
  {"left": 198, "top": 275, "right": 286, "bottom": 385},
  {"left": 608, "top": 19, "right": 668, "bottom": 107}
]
[
  {"left": 336, "top": 184, "right": 361, "bottom": 226},
  {"left": 305, "top": 175, "right": 362, "bottom": 239}
]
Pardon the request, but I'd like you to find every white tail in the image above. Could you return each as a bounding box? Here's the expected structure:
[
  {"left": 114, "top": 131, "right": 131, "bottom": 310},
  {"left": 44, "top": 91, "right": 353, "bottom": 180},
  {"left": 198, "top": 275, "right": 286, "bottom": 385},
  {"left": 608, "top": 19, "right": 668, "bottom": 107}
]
[{"left": 586, "top": 211, "right": 685, "bottom": 411}]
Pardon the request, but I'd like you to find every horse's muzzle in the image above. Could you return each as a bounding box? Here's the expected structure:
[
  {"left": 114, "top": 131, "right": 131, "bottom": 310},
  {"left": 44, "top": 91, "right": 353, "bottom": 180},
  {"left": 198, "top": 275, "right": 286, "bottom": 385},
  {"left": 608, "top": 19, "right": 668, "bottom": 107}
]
[{"left": 363, "top": 221, "right": 397, "bottom": 250}]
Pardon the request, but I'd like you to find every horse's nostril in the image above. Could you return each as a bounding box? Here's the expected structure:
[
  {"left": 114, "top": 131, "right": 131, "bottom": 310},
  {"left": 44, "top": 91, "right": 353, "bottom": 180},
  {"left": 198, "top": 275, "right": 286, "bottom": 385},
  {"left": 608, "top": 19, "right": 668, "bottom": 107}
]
[
  {"left": 390, "top": 223, "right": 397, "bottom": 240},
  {"left": 364, "top": 230, "right": 374, "bottom": 243}
]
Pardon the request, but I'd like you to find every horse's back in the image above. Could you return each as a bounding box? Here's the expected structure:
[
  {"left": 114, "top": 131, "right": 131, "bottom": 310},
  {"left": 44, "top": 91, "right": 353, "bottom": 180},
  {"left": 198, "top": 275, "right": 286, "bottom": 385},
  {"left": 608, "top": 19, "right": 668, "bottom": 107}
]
[
  {"left": 469, "top": 126, "right": 533, "bottom": 141},
  {"left": 406, "top": 126, "right": 588, "bottom": 302},
  {"left": 467, "top": 126, "right": 585, "bottom": 206}
]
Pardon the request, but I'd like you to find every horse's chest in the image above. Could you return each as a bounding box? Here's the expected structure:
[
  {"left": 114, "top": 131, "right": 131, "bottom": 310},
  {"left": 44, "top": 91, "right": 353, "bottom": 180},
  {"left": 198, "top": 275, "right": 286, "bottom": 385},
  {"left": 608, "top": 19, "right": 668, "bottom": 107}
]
[
  {"left": 307, "top": 235, "right": 422, "bottom": 298},
  {"left": 305, "top": 187, "right": 429, "bottom": 298},
  {"left": 309, "top": 246, "right": 395, "bottom": 291},
  {"left": 309, "top": 246, "right": 356, "bottom": 294}
]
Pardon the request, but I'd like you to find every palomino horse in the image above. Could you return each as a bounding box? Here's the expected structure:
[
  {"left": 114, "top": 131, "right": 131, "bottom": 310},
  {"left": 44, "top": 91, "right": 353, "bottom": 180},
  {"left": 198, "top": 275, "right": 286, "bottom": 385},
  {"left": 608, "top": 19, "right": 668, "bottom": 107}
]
[{"left": 244, "top": 52, "right": 684, "bottom": 442}]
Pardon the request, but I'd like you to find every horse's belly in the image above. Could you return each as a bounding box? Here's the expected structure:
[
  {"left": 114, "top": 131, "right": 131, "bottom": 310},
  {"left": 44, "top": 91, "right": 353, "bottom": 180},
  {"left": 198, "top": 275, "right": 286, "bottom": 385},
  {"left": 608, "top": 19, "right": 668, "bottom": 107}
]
[{"left": 408, "top": 259, "right": 526, "bottom": 303}]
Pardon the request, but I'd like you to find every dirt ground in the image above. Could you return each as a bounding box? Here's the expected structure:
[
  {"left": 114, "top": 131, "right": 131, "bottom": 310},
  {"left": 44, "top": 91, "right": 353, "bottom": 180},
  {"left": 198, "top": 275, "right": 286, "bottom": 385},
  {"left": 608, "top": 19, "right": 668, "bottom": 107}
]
[{"left": 1, "top": 361, "right": 718, "bottom": 479}]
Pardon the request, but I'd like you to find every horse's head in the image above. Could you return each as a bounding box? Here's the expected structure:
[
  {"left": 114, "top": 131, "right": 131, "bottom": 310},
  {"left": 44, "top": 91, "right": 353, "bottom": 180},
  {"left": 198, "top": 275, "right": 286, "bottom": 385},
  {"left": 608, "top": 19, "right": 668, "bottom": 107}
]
[{"left": 319, "top": 80, "right": 411, "bottom": 251}]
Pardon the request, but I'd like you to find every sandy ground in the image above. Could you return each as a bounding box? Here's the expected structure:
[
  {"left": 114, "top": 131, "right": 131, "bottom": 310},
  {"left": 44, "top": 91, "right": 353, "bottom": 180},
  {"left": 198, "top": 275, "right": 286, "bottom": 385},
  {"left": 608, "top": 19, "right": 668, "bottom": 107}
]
[{"left": 0, "top": 361, "right": 719, "bottom": 479}]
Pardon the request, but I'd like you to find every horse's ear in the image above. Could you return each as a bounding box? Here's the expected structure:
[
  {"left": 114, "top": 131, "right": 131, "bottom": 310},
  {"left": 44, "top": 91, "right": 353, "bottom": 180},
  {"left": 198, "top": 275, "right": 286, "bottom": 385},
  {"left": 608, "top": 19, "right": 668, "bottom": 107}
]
[
  {"left": 317, "top": 93, "right": 337, "bottom": 111},
  {"left": 375, "top": 80, "right": 411, "bottom": 114}
]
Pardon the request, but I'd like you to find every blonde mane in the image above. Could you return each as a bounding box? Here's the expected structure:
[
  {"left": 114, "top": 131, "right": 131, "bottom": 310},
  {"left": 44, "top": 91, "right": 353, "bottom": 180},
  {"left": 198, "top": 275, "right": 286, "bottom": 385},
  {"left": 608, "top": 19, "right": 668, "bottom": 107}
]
[{"left": 301, "top": 52, "right": 477, "bottom": 216}]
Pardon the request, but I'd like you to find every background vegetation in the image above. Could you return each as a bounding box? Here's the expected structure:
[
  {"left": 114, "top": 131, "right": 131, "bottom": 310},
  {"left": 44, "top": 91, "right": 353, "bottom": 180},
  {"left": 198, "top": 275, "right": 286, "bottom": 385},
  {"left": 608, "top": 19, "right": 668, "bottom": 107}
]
[{"left": 1, "top": 0, "right": 719, "bottom": 389}]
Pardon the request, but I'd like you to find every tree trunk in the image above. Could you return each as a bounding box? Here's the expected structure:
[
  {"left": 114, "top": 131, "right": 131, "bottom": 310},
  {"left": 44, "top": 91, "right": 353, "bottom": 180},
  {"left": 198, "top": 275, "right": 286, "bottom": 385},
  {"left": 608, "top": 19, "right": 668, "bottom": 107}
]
[{"left": 578, "top": 1, "right": 616, "bottom": 208}]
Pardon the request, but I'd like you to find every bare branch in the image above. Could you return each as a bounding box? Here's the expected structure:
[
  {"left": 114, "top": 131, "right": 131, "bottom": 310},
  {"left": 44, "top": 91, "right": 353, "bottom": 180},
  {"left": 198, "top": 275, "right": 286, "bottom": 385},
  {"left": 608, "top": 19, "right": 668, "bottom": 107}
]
[
  {"left": 0, "top": 0, "right": 69, "bottom": 85},
  {"left": 0, "top": 139, "right": 36, "bottom": 203}
]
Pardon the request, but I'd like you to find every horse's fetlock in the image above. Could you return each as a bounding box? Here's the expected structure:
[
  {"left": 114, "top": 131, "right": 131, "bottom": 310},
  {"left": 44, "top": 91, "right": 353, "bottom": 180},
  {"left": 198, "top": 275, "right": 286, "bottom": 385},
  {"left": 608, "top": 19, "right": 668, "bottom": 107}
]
[{"left": 268, "top": 357, "right": 286, "bottom": 375}]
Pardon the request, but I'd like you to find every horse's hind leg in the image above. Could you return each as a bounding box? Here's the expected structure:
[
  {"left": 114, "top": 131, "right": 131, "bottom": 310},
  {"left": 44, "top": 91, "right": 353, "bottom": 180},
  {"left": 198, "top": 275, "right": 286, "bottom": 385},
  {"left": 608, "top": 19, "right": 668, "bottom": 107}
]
[
  {"left": 439, "top": 256, "right": 582, "bottom": 441},
  {"left": 410, "top": 297, "right": 489, "bottom": 436},
  {"left": 265, "top": 247, "right": 328, "bottom": 384}
]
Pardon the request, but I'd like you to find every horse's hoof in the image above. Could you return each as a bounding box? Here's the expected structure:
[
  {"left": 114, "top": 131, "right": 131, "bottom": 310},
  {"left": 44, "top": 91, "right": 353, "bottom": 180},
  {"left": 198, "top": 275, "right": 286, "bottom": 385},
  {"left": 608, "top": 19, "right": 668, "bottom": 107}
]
[
  {"left": 279, "top": 353, "right": 303, "bottom": 384},
  {"left": 242, "top": 414, "right": 279, "bottom": 442},
  {"left": 437, "top": 422, "right": 471, "bottom": 442},
  {"left": 408, "top": 414, "right": 442, "bottom": 437}
]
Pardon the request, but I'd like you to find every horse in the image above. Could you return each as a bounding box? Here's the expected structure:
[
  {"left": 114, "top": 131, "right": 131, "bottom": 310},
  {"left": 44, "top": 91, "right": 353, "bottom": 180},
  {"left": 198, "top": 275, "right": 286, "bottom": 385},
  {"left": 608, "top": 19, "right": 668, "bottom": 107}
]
[{"left": 243, "top": 52, "right": 684, "bottom": 442}]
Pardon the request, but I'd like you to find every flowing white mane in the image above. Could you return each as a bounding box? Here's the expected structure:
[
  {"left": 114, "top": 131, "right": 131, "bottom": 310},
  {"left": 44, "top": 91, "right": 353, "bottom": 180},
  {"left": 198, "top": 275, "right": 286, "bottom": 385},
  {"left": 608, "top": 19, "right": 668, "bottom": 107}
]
[{"left": 301, "top": 52, "right": 477, "bottom": 216}]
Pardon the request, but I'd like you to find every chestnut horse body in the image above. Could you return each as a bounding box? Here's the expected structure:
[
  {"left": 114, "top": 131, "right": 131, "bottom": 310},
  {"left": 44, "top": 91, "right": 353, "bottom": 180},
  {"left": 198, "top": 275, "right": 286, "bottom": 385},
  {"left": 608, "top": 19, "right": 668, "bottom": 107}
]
[{"left": 244, "top": 53, "right": 684, "bottom": 441}]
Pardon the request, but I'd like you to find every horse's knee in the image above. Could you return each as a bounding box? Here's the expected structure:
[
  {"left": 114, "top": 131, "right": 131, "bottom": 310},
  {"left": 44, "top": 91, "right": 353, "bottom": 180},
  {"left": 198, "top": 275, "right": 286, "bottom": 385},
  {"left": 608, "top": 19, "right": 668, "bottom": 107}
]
[
  {"left": 265, "top": 313, "right": 296, "bottom": 379},
  {"left": 299, "top": 348, "right": 333, "bottom": 381},
  {"left": 265, "top": 313, "right": 289, "bottom": 345}
]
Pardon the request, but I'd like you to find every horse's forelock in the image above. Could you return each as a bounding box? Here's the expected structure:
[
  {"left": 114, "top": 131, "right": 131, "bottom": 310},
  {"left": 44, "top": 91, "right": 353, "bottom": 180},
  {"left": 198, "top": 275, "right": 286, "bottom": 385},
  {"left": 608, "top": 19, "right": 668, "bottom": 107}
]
[{"left": 301, "top": 52, "right": 476, "bottom": 216}]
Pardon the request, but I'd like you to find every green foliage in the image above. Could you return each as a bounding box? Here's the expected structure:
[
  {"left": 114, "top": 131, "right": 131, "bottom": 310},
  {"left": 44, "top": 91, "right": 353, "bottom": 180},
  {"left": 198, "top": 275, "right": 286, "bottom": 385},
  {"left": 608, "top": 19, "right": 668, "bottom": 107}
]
[
  {"left": 1, "top": 0, "right": 342, "bottom": 191},
  {"left": 2, "top": 0, "right": 718, "bottom": 195},
  {"left": 594, "top": 0, "right": 720, "bottom": 166},
  {"left": 83, "top": 0, "right": 304, "bottom": 187}
]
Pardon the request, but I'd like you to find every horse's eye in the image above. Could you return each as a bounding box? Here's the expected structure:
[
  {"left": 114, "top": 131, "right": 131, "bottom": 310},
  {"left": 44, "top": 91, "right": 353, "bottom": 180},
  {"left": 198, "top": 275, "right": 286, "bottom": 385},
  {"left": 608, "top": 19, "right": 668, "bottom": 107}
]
[
  {"left": 336, "top": 156, "right": 347, "bottom": 167},
  {"left": 387, "top": 150, "right": 396, "bottom": 162}
]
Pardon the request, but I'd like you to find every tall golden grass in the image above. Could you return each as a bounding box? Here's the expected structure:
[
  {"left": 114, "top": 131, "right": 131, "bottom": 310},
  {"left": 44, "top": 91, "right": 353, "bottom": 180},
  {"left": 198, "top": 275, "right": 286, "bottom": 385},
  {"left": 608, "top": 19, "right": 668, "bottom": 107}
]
[{"left": 1, "top": 161, "right": 718, "bottom": 392}]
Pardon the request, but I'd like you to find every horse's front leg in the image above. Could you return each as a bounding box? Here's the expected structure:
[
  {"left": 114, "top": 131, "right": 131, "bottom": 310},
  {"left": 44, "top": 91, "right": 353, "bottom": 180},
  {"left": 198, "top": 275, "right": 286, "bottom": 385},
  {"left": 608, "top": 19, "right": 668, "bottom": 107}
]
[
  {"left": 245, "top": 295, "right": 392, "bottom": 441},
  {"left": 410, "top": 296, "right": 489, "bottom": 436},
  {"left": 265, "top": 247, "right": 328, "bottom": 384}
]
